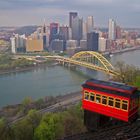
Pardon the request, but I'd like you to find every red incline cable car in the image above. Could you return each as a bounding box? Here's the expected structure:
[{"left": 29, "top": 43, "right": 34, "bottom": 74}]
[{"left": 82, "top": 79, "right": 140, "bottom": 129}]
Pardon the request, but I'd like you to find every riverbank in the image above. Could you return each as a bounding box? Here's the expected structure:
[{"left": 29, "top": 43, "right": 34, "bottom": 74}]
[
  {"left": 0, "top": 91, "right": 81, "bottom": 122},
  {"left": 111, "top": 46, "right": 140, "bottom": 55},
  {"left": 0, "top": 61, "right": 57, "bottom": 75}
]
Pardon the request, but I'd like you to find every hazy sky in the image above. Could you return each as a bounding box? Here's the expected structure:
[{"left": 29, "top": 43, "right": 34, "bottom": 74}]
[{"left": 0, "top": 0, "right": 140, "bottom": 27}]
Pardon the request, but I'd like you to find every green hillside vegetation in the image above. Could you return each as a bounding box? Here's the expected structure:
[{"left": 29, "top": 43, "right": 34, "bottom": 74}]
[
  {"left": 0, "top": 103, "right": 86, "bottom": 140},
  {"left": 112, "top": 61, "right": 140, "bottom": 89},
  {"left": 0, "top": 54, "right": 34, "bottom": 70}
]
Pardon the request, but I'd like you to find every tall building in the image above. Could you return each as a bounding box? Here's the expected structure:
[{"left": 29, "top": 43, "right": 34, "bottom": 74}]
[
  {"left": 71, "top": 16, "right": 83, "bottom": 44},
  {"left": 49, "top": 23, "right": 59, "bottom": 44},
  {"left": 87, "top": 32, "right": 99, "bottom": 51},
  {"left": 59, "top": 25, "right": 69, "bottom": 50},
  {"left": 26, "top": 38, "right": 43, "bottom": 52},
  {"left": 80, "top": 40, "right": 87, "bottom": 49},
  {"left": 10, "top": 37, "right": 16, "bottom": 54},
  {"left": 10, "top": 34, "right": 26, "bottom": 53},
  {"left": 50, "top": 39, "right": 64, "bottom": 53},
  {"left": 69, "top": 12, "right": 78, "bottom": 28},
  {"left": 82, "top": 21, "right": 87, "bottom": 39},
  {"left": 59, "top": 25, "right": 69, "bottom": 40},
  {"left": 42, "top": 23, "right": 47, "bottom": 50},
  {"left": 108, "top": 19, "right": 116, "bottom": 40},
  {"left": 116, "top": 25, "right": 122, "bottom": 39},
  {"left": 99, "top": 37, "right": 107, "bottom": 52},
  {"left": 87, "top": 16, "right": 94, "bottom": 33}
]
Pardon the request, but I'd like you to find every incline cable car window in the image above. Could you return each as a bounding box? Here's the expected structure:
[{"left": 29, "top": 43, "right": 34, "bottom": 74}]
[
  {"left": 115, "top": 99, "right": 121, "bottom": 109},
  {"left": 90, "top": 93, "right": 95, "bottom": 101},
  {"left": 102, "top": 96, "right": 107, "bottom": 105},
  {"left": 84, "top": 91, "right": 89, "bottom": 100},
  {"left": 122, "top": 100, "right": 128, "bottom": 111},
  {"left": 108, "top": 97, "right": 114, "bottom": 107},
  {"left": 96, "top": 94, "right": 101, "bottom": 103}
]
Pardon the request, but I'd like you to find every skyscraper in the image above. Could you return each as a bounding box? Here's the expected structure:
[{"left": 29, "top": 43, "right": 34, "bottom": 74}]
[
  {"left": 59, "top": 25, "right": 69, "bottom": 50},
  {"left": 87, "top": 16, "right": 94, "bottom": 33},
  {"left": 69, "top": 12, "right": 78, "bottom": 28},
  {"left": 10, "top": 34, "right": 26, "bottom": 53},
  {"left": 82, "top": 21, "right": 87, "bottom": 39},
  {"left": 10, "top": 37, "right": 16, "bottom": 54},
  {"left": 49, "top": 23, "right": 59, "bottom": 44},
  {"left": 59, "top": 26, "right": 69, "bottom": 40},
  {"left": 42, "top": 23, "right": 47, "bottom": 50},
  {"left": 108, "top": 19, "right": 116, "bottom": 40},
  {"left": 71, "top": 16, "right": 83, "bottom": 44},
  {"left": 87, "top": 32, "right": 99, "bottom": 51}
]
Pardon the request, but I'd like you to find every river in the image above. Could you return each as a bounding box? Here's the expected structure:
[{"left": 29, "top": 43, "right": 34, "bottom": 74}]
[{"left": 0, "top": 50, "right": 140, "bottom": 107}]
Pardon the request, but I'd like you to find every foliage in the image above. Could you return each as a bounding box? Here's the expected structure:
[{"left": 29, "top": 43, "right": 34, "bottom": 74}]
[
  {"left": 0, "top": 102, "right": 85, "bottom": 140},
  {"left": 0, "top": 118, "right": 14, "bottom": 140},
  {"left": 13, "top": 110, "right": 42, "bottom": 140},
  {"left": 0, "top": 54, "right": 34, "bottom": 70},
  {"left": 113, "top": 61, "right": 140, "bottom": 87}
]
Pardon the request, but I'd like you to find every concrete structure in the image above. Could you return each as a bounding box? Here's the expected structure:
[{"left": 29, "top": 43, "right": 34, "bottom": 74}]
[
  {"left": 87, "top": 32, "right": 99, "bottom": 51},
  {"left": 99, "top": 37, "right": 107, "bottom": 52},
  {"left": 26, "top": 38, "right": 43, "bottom": 52},
  {"left": 69, "top": 12, "right": 78, "bottom": 28},
  {"left": 108, "top": 19, "right": 116, "bottom": 40},
  {"left": 87, "top": 16, "right": 94, "bottom": 33}
]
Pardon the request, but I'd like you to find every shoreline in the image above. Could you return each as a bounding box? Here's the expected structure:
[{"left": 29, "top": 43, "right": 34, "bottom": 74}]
[
  {"left": 0, "top": 47, "right": 140, "bottom": 75},
  {"left": 0, "top": 63, "right": 56, "bottom": 76},
  {"left": 111, "top": 46, "right": 140, "bottom": 55}
]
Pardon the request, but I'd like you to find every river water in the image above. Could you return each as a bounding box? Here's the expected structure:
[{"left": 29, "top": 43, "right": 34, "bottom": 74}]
[{"left": 0, "top": 50, "right": 140, "bottom": 107}]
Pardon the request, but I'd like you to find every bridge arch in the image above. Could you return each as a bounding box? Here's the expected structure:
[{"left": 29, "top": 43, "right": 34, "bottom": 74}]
[{"left": 71, "top": 51, "right": 114, "bottom": 73}]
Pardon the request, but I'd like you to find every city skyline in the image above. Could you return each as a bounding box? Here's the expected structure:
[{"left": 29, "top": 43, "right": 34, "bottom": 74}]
[{"left": 0, "top": 0, "right": 140, "bottom": 27}]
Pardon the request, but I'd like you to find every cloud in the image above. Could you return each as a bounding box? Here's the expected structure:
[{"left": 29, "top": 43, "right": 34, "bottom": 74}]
[{"left": 0, "top": 0, "right": 140, "bottom": 27}]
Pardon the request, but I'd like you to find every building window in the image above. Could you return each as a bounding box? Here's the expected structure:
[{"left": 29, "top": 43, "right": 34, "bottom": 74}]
[
  {"left": 90, "top": 93, "right": 95, "bottom": 101},
  {"left": 108, "top": 97, "right": 114, "bottom": 107},
  {"left": 122, "top": 100, "right": 128, "bottom": 111},
  {"left": 115, "top": 99, "right": 121, "bottom": 109},
  {"left": 84, "top": 91, "right": 89, "bottom": 100},
  {"left": 96, "top": 94, "right": 101, "bottom": 103},
  {"left": 102, "top": 96, "right": 107, "bottom": 105}
]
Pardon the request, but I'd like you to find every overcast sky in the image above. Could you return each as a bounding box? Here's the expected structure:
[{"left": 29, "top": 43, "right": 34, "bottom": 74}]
[{"left": 0, "top": 0, "right": 140, "bottom": 27}]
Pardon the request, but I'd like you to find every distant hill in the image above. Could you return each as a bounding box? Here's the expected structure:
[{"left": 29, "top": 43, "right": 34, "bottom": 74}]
[{"left": 13, "top": 26, "right": 39, "bottom": 36}]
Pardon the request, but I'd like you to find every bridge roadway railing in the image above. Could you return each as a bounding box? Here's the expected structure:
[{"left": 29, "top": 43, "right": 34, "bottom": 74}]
[{"left": 44, "top": 56, "right": 119, "bottom": 76}]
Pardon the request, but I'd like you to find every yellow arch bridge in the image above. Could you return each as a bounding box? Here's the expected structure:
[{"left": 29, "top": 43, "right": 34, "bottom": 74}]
[
  {"left": 44, "top": 51, "right": 119, "bottom": 76},
  {"left": 18, "top": 51, "right": 119, "bottom": 76}
]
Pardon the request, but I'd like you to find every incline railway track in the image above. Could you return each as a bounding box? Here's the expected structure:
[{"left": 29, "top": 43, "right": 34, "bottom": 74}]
[{"left": 60, "top": 119, "right": 140, "bottom": 140}]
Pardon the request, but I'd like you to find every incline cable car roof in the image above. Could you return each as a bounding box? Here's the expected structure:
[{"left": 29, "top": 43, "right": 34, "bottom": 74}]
[{"left": 82, "top": 79, "right": 138, "bottom": 95}]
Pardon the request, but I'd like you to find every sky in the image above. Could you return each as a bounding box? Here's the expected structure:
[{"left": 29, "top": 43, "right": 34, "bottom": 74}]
[{"left": 0, "top": 0, "right": 140, "bottom": 27}]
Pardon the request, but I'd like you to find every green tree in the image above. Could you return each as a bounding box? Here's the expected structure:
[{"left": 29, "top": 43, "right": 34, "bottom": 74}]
[
  {"left": 13, "top": 110, "right": 41, "bottom": 140},
  {"left": 20, "top": 97, "right": 33, "bottom": 114},
  {"left": 0, "top": 118, "right": 14, "bottom": 140},
  {"left": 34, "top": 113, "right": 64, "bottom": 140},
  {"left": 113, "top": 61, "right": 140, "bottom": 85},
  {"left": 134, "top": 76, "right": 140, "bottom": 88}
]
